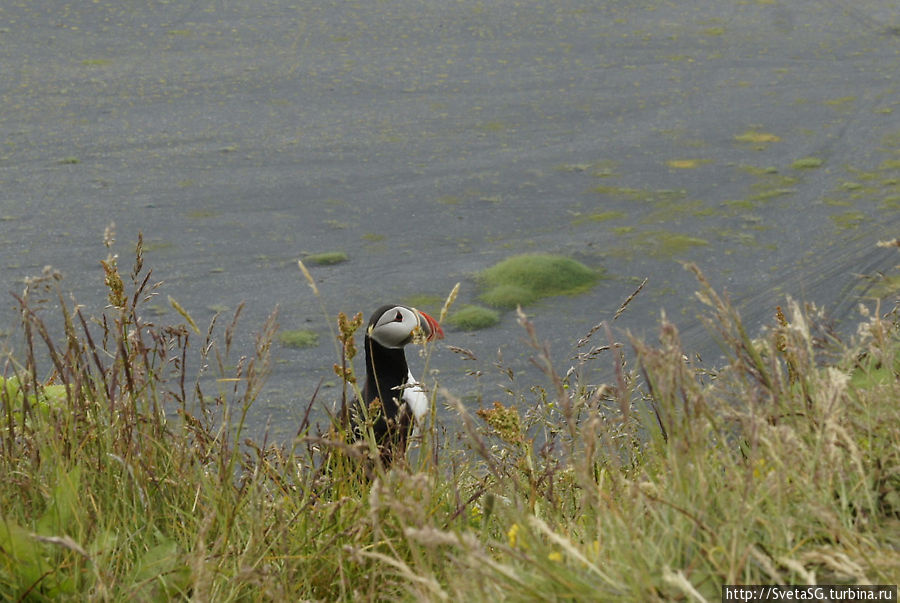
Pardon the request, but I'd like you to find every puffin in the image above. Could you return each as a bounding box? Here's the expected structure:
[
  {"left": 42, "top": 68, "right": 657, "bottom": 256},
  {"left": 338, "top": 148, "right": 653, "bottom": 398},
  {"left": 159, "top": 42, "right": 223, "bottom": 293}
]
[{"left": 357, "top": 304, "right": 444, "bottom": 466}]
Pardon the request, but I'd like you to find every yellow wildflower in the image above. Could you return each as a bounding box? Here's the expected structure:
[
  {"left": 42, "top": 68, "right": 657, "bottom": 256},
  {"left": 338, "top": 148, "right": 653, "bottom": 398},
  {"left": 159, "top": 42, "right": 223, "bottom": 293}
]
[{"left": 507, "top": 523, "right": 520, "bottom": 548}]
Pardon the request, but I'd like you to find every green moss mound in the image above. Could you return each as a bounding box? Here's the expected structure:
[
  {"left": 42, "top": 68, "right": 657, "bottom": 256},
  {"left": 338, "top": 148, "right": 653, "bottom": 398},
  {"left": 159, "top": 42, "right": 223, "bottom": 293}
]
[
  {"left": 278, "top": 329, "right": 319, "bottom": 349},
  {"left": 479, "top": 254, "right": 599, "bottom": 309},
  {"left": 306, "top": 251, "right": 348, "bottom": 266},
  {"left": 480, "top": 284, "right": 537, "bottom": 309},
  {"left": 791, "top": 157, "right": 824, "bottom": 169},
  {"left": 447, "top": 305, "right": 500, "bottom": 331}
]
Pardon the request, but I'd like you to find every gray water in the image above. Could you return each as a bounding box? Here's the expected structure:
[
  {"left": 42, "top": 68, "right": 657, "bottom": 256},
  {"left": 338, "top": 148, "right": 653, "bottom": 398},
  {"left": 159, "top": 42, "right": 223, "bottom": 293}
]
[{"left": 2, "top": 0, "right": 899, "bottom": 439}]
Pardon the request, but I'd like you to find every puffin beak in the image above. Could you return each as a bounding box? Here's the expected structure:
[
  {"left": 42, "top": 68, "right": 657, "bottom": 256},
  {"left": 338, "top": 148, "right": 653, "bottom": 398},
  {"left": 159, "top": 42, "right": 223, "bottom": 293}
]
[{"left": 414, "top": 309, "right": 444, "bottom": 342}]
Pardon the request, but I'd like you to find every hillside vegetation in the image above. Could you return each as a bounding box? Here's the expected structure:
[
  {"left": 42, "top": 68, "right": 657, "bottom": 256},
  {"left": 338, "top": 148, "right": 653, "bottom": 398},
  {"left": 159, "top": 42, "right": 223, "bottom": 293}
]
[{"left": 0, "top": 239, "right": 898, "bottom": 601}]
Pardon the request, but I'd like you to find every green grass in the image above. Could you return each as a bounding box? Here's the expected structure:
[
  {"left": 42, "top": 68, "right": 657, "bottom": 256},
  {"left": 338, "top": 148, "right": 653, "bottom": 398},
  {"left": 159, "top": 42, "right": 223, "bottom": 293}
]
[
  {"left": 865, "top": 273, "right": 900, "bottom": 298},
  {"left": 480, "top": 283, "right": 538, "bottom": 308},
  {"left": 278, "top": 328, "right": 319, "bottom": 348},
  {"left": 628, "top": 230, "right": 709, "bottom": 258},
  {"left": 446, "top": 305, "right": 500, "bottom": 331},
  {"left": 0, "top": 242, "right": 898, "bottom": 600},
  {"left": 734, "top": 130, "right": 781, "bottom": 144},
  {"left": 305, "top": 251, "right": 349, "bottom": 266},
  {"left": 830, "top": 210, "right": 867, "bottom": 230},
  {"left": 792, "top": 156, "right": 824, "bottom": 169},
  {"left": 748, "top": 188, "right": 796, "bottom": 203},
  {"left": 479, "top": 253, "right": 600, "bottom": 309}
]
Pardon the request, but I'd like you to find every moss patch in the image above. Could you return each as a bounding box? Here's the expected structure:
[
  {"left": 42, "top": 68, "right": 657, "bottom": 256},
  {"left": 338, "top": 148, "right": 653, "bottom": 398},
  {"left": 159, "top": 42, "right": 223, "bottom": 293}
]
[
  {"left": 571, "top": 210, "right": 626, "bottom": 226},
  {"left": 479, "top": 254, "right": 600, "bottom": 309},
  {"left": 734, "top": 131, "right": 781, "bottom": 144},
  {"left": 666, "top": 159, "right": 709, "bottom": 169},
  {"left": 632, "top": 230, "right": 709, "bottom": 259},
  {"left": 556, "top": 160, "right": 619, "bottom": 177},
  {"left": 278, "top": 329, "right": 319, "bottom": 349},
  {"left": 593, "top": 185, "right": 687, "bottom": 204},
  {"left": 481, "top": 284, "right": 537, "bottom": 308},
  {"left": 748, "top": 188, "right": 796, "bottom": 203},
  {"left": 824, "top": 95, "right": 856, "bottom": 109},
  {"left": 306, "top": 251, "right": 349, "bottom": 266},
  {"left": 880, "top": 195, "right": 900, "bottom": 211},
  {"left": 477, "top": 120, "right": 509, "bottom": 133},
  {"left": 447, "top": 305, "right": 500, "bottom": 331},
  {"left": 866, "top": 274, "right": 900, "bottom": 299},
  {"left": 792, "top": 157, "right": 824, "bottom": 170},
  {"left": 739, "top": 165, "right": 780, "bottom": 176},
  {"left": 830, "top": 211, "right": 866, "bottom": 230}
]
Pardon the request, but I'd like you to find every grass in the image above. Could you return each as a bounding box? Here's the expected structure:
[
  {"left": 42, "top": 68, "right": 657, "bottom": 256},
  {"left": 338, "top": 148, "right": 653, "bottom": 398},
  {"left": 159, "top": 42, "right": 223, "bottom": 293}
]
[
  {"left": 734, "top": 131, "right": 781, "bottom": 144},
  {"left": 629, "top": 230, "right": 710, "bottom": 259},
  {"left": 446, "top": 305, "right": 500, "bottom": 331},
  {"left": 665, "top": 159, "right": 709, "bottom": 169},
  {"left": 278, "top": 329, "right": 319, "bottom": 348},
  {"left": 479, "top": 254, "right": 600, "bottom": 309},
  {"left": 792, "top": 157, "right": 824, "bottom": 169},
  {"left": 0, "top": 239, "right": 898, "bottom": 600},
  {"left": 867, "top": 274, "right": 900, "bottom": 298},
  {"left": 830, "top": 210, "right": 867, "bottom": 230},
  {"left": 305, "top": 251, "right": 349, "bottom": 266},
  {"left": 592, "top": 185, "right": 688, "bottom": 204}
]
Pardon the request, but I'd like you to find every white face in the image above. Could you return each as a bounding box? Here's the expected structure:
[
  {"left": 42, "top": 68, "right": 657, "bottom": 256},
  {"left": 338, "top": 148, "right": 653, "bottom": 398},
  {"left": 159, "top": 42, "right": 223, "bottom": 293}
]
[{"left": 368, "top": 306, "right": 421, "bottom": 349}]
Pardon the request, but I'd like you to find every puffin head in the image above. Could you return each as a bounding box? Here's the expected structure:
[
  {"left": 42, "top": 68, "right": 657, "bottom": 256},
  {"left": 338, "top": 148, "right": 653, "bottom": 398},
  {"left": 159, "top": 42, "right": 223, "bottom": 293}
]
[{"left": 366, "top": 305, "right": 444, "bottom": 349}]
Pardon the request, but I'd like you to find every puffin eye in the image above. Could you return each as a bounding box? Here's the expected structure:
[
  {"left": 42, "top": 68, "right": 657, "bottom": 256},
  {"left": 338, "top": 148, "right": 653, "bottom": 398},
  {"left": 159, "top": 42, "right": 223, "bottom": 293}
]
[{"left": 394, "top": 310, "right": 404, "bottom": 322}]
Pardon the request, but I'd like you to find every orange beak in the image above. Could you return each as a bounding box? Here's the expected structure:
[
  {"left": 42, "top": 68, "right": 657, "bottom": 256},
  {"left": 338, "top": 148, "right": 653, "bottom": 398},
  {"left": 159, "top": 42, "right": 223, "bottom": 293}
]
[{"left": 415, "top": 309, "right": 444, "bottom": 342}]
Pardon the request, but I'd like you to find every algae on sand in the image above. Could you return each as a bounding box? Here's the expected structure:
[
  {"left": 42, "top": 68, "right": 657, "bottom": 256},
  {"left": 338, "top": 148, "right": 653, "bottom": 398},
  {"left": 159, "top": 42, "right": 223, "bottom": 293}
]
[{"left": 479, "top": 254, "right": 601, "bottom": 309}]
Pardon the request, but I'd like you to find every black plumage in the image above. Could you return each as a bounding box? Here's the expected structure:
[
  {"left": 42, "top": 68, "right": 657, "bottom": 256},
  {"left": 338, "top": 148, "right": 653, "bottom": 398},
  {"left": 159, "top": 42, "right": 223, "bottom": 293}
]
[{"left": 354, "top": 304, "right": 443, "bottom": 467}]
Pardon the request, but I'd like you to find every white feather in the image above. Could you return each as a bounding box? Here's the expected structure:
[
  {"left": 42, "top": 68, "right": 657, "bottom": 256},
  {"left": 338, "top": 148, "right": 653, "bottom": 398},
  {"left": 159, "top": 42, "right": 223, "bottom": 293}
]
[
  {"left": 402, "top": 369, "right": 430, "bottom": 422},
  {"left": 370, "top": 306, "right": 418, "bottom": 348}
]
